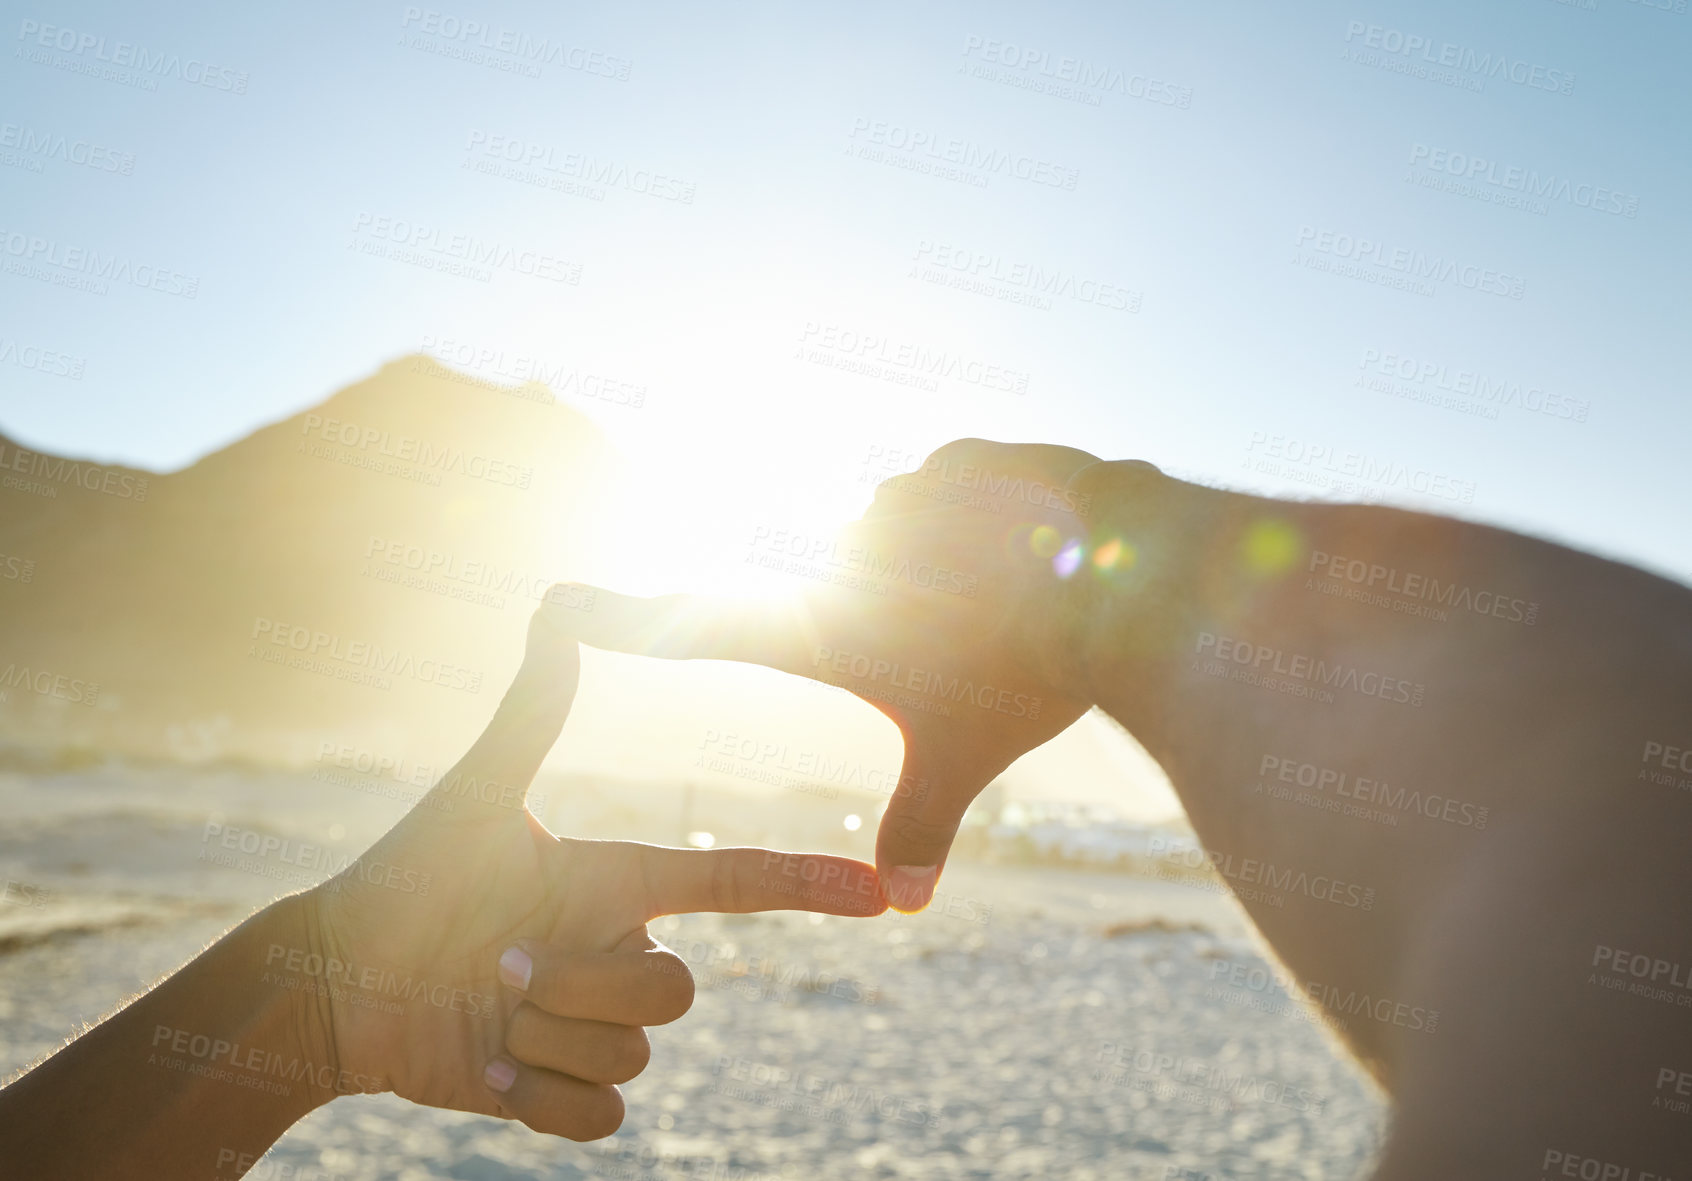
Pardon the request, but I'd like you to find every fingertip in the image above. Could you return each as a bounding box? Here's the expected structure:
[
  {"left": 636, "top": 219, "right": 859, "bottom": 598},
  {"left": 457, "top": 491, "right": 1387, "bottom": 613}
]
[
  {"left": 846, "top": 863, "right": 892, "bottom": 917},
  {"left": 498, "top": 943, "right": 534, "bottom": 992},
  {"left": 643, "top": 949, "right": 696, "bottom": 1024},
  {"left": 883, "top": 865, "right": 938, "bottom": 914},
  {"left": 484, "top": 1056, "right": 518, "bottom": 1094},
  {"left": 787, "top": 856, "right": 888, "bottom": 918}
]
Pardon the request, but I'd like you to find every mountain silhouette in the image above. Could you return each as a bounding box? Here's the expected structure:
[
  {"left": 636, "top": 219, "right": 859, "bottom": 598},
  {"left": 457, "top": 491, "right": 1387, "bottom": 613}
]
[{"left": 0, "top": 356, "right": 610, "bottom": 768}]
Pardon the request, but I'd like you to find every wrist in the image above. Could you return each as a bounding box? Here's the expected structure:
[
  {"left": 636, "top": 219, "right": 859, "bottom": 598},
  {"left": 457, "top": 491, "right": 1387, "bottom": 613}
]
[
  {"left": 1057, "top": 460, "right": 1232, "bottom": 707},
  {"left": 262, "top": 890, "right": 364, "bottom": 1110}
]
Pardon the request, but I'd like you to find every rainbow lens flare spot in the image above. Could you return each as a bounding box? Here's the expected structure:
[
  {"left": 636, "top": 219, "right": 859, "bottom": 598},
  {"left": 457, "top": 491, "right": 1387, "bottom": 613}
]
[
  {"left": 1029, "top": 525, "right": 1063, "bottom": 559},
  {"left": 1242, "top": 518, "right": 1302, "bottom": 576},
  {"left": 1092, "top": 537, "right": 1136, "bottom": 570},
  {"left": 1053, "top": 539, "right": 1084, "bottom": 579}
]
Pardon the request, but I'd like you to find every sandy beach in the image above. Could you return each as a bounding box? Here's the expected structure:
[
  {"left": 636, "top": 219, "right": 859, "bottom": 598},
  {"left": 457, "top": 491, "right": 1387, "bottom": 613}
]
[{"left": 0, "top": 763, "right": 1387, "bottom": 1179}]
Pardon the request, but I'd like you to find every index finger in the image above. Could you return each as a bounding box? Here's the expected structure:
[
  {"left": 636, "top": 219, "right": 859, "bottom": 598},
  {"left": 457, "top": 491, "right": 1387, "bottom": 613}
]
[
  {"left": 633, "top": 845, "right": 887, "bottom": 919},
  {"left": 546, "top": 585, "right": 818, "bottom": 677}
]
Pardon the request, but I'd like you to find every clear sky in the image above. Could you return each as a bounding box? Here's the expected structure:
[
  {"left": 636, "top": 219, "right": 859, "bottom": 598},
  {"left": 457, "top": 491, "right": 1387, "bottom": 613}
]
[
  {"left": 3, "top": 0, "right": 1688, "bottom": 817},
  {"left": 4, "top": 0, "right": 1688, "bottom": 575}
]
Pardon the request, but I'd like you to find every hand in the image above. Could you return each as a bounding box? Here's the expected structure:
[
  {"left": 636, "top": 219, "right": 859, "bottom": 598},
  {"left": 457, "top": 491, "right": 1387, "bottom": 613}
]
[
  {"left": 548, "top": 440, "right": 1104, "bottom": 912},
  {"left": 301, "top": 592, "right": 885, "bottom": 1140}
]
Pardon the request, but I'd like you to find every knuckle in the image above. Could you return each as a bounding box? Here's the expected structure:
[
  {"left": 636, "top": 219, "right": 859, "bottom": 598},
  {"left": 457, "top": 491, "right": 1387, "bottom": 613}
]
[
  {"left": 569, "top": 1087, "right": 625, "bottom": 1141},
  {"left": 609, "top": 1027, "right": 651, "bottom": 1083},
  {"left": 650, "top": 953, "right": 695, "bottom": 1022},
  {"left": 883, "top": 812, "right": 960, "bottom": 857},
  {"left": 502, "top": 1002, "right": 544, "bottom": 1060},
  {"left": 525, "top": 960, "right": 571, "bottom": 1013}
]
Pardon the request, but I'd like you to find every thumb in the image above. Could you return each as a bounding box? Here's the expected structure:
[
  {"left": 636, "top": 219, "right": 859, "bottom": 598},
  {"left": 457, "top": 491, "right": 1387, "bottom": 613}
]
[
  {"left": 432, "top": 594, "right": 581, "bottom": 815},
  {"left": 875, "top": 737, "right": 997, "bottom": 914}
]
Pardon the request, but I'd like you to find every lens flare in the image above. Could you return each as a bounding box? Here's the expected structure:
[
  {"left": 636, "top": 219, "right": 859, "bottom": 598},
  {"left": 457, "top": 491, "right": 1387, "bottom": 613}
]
[
  {"left": 1030, "top": 524, "right": 1062, "bottom": 559},
  {"left": 1053, "top": 539, "right": 1084, "bottom": 579},
  {"left": 1092, "top": 537, "right": 1137, "bottom": 570},
  {"left": 1242, "top": 518, "right": 1301, "bottom": 577}
]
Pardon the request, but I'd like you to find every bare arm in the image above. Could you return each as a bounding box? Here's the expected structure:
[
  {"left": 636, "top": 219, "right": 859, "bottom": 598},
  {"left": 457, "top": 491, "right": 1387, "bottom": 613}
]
[
  {"left": 0, "top": 595, "right": 883, "bottom": 1180},
  {"left": 0, "top": 894, "right": 332, "bottom": 1178},
  {"left": 550, "top": 439, "right": 1692, "bottom": 1175}
]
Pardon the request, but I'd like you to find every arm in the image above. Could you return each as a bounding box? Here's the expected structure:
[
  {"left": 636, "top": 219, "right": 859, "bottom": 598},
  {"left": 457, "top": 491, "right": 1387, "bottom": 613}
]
[
  {"left": 0, "top": 893, "right": 333, "bottom": 1178},
  {"left": 549, "top": 440, "right": 1692, "bottom": 1172},
  {"left": 0, "top": 591, "right": 883, "bottom": 1180}
]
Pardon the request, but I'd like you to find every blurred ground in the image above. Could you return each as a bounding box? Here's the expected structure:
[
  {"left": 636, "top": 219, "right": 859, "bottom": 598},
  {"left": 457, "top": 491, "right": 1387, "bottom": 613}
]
[{"left": 0, "top": 765, "right": 1388, "bottom": 1180}]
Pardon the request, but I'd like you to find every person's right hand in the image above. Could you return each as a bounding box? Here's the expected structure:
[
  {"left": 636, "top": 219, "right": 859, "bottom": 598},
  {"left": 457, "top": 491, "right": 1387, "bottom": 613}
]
[
  {"left": 303, "top": 596, "right": 885, "bottom": 1141},
  {"left": 550, "top": 440, "right": 1105, "bottom": 912}
]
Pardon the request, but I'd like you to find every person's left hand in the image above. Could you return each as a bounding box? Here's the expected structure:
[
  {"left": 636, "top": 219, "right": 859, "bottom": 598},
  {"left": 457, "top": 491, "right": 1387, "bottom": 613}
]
[{"left": 296, "top": 590, "right": 885, "bottom": 1140}]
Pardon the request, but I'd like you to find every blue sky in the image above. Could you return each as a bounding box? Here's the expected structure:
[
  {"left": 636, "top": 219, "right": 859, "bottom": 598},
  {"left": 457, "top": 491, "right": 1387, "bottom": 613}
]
[{"left": 3, "top": 0, "right": 1688, "bottom": 593}]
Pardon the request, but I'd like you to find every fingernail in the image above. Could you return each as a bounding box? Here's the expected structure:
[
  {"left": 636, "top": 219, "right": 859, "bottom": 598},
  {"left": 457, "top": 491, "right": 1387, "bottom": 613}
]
[
  {"left": 498, "top": 945, "right": 532, "bottom": 991},
  {"left": 484, "top": 1058, "right": 518, "bottom": 1094},
  {"left": 885, "top": 865, "right": 938, "bottom": 913}
]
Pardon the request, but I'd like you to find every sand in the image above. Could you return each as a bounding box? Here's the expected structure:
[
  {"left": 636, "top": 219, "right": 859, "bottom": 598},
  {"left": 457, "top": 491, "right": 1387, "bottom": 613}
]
[{"left": 0, "top": 765, "right": 1387, "bottom": 1179}]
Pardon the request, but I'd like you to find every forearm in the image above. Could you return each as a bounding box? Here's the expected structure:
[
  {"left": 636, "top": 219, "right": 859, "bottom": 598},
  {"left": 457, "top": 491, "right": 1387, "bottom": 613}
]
[
  {"left": 0, "top": 892, "right": 347, "bottom": 1180},
  {"left": 1058, "top": 459, "right": 1572, "bottom": 770}
]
